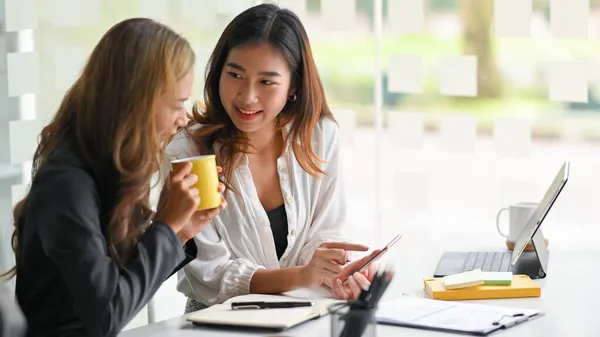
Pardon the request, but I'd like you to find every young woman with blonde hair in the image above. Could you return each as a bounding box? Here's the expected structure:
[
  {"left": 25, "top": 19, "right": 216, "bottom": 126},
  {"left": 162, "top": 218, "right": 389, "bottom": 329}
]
[{"left": 1, "top": 18, "right": 226, "bottom": 336}]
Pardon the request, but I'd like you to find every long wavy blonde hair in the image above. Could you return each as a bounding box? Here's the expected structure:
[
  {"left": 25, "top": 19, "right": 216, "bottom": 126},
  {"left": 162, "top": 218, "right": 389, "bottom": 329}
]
[{"left": 1, "top": 18, "right": 195, "bottom": 279}]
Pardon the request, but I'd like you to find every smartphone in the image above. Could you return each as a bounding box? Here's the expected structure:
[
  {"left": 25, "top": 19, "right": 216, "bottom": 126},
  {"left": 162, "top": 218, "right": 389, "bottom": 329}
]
[{"left": 354, "top": 234, "right": 402, "bottom": 273}]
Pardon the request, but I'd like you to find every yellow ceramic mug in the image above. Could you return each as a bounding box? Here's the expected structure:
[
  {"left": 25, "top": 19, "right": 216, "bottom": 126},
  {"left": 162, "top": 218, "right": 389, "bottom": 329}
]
[{"left": 170, "top": 155, "right": 221, "bottom": 211}]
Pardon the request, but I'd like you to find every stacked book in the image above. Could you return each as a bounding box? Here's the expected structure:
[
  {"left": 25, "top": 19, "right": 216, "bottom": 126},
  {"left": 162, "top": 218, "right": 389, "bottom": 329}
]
[{"left": 423, "top": 269, "right": 541, "bottom": 300}]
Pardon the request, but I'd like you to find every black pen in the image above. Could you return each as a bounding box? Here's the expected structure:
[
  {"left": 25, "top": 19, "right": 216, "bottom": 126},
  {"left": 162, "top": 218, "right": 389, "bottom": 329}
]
[
  {"left": 372, "top": 271, "right": 393, "bottom": 307},
  {"left": 340, "top": 269, "right": 395, "bottom": 337},
  {"left": 231, "top": 301, "right": 316, "bottom": 310},
  {"left": 363, "top": 270, "right": 384, "bottom": 308}
]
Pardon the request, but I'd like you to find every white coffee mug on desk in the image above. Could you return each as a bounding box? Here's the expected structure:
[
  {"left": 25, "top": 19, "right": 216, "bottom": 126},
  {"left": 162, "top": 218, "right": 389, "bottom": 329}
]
[{"left": 496, "top": 202, "right": 547, "bottom": 251}]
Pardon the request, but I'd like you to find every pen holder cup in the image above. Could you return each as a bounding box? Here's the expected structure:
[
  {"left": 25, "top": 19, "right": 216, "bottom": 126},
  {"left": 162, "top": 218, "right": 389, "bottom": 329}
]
[{"left": 329, "top": 303, "right": 377, "bottom": 337}]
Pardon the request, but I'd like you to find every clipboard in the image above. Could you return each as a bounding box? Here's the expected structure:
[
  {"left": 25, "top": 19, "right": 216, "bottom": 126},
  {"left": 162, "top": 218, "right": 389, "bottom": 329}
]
[{"left": 375, "top": 294, "right": 544, "bottom": 336}]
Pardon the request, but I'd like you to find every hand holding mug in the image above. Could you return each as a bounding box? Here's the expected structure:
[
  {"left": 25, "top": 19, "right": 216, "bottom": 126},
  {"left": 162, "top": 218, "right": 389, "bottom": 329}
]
[
  {"left": 157, "top": 155, "right": 224, "bottom": 244},
  {"left": 177, "top": 178, "right": 228, "bottom": 244},
  {"left": 155, "top": 161, "right": 200, "bottom": 234}
]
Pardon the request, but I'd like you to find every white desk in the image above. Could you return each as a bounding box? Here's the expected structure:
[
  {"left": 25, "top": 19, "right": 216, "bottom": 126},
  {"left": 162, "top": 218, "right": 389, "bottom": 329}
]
[{"left": 120, "top": 230, "right": 600, "bottom": 336}]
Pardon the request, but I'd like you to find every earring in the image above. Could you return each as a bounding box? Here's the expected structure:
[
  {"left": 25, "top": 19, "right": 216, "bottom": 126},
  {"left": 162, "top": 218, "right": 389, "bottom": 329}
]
[{"left": 288, "top": 94, "right": 297, "bottom": 102}]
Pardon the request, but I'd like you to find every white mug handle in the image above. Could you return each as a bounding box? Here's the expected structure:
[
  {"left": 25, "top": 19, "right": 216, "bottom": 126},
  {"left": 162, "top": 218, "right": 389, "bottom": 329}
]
[{"left": 496, "top": 207, "right": 509, "bottom": 238}]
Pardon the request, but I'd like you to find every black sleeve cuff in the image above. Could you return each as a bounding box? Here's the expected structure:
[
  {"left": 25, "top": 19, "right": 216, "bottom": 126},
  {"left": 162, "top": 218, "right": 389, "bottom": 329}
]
[
  {"left": 183, "top": 238, "right": 197, "bottom": 259},
  {"left": 169, "top": 239, "right": 197, "bottom": 278}
]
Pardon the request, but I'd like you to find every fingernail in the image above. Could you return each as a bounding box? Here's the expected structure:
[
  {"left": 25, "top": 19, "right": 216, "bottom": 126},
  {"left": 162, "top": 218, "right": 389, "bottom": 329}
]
[{"left": 353, "top": 272, "right": 360, "bottom": 278}]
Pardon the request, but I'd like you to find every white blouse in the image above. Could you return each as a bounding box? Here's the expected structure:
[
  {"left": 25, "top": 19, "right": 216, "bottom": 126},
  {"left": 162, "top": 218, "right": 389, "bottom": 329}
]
[{"left": 166, "top": 117, "right": 348, "bottom": 305}]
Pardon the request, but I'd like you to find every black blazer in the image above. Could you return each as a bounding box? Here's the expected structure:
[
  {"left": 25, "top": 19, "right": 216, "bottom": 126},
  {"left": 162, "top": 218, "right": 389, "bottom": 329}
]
[{"left": 14, "top": 137, "right": 196, "bottom": 337}]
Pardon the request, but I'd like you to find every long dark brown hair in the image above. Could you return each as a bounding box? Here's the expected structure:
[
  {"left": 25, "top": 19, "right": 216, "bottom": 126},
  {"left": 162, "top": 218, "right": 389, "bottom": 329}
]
[
  {"left": 187, "top": 3, "right": 334, "bottom": 186},
  {"left": 1, "top": 18, "right": 195, "bottom": 279}
]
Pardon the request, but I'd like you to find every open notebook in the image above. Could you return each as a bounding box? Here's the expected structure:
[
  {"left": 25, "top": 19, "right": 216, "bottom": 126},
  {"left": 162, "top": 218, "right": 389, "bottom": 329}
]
[{"left": 186, "top": 289, "right": 347, "bottom": 330}]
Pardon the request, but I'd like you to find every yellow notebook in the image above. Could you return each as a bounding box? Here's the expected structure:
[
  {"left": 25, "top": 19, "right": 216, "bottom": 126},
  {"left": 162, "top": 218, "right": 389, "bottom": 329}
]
[{"left": 424, "top": 274, "right": 541, "bottom": 301}]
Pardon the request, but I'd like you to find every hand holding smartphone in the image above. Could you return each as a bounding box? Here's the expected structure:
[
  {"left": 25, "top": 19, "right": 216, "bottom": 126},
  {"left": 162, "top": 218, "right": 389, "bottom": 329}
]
[{"left": 351, "top": 234, "right": 402, "bottom": 274}]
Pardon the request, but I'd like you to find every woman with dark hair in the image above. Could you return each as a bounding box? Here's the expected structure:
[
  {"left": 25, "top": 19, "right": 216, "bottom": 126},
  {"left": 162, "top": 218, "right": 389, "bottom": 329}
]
[
  {"left": 168, "top": 4, "right": 377, "bottom": 312},
  {"left": 1, "top": 18, "right": 226, "bottom": 336}
]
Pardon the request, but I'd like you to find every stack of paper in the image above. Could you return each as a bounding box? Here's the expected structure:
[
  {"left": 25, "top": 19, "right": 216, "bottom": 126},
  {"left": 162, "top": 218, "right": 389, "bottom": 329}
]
[
  {"left": 442, "top": 269, "right": 513, "bottom": 290},
  {"left": 443, "top": 269, "right": 484, "bottom": 289},
  {"left": 482, "top": 271, "right": 513, "bottom": 285}
]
